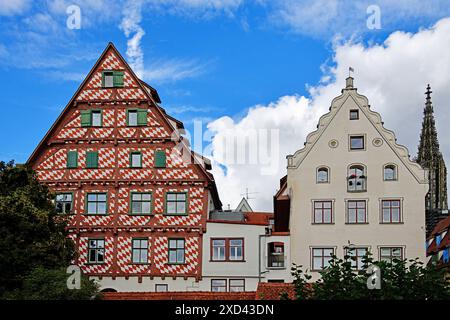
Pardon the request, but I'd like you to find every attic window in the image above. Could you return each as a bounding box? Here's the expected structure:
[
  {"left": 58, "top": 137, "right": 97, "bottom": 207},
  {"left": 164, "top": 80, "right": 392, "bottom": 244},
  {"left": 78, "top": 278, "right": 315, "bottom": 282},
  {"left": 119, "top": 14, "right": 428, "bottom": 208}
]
[
  {"left": 102, "top": 71, "right": 124, "bottom": 88},
  {"left": 350, "top": 109, "right": 359, "bottom": 120}
]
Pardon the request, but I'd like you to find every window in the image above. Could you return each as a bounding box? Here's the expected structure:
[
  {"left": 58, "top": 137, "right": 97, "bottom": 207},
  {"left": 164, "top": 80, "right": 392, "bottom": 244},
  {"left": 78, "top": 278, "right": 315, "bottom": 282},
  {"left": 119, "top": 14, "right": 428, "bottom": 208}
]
[
  {"left": 67, "top": 151, "right": 78, "bottom": 168},
  {"left": 211, "top": 279, "right": 227, "bottom": 292},
  {"left": 166, "top": 193, "right": 187, "bottom": 215},
  {"left": 55, "top": 193, "right": 73, "bottom": 214},
  {"left": 380, "top": 247, "right": 403, "bottom": 263},
  {"left": 229, "top": 279, "right": 245, "bottom": 292},
  {"left": 348, "top": 165, "right": 366, "bottom": 192},
  {"left": 211, "top": 238, "right": 244, "bottom": 261},
  {"left": 313, "top": 201, "right": 333, "bottom": 224},
  {"left": 131, "top": 193, "right": 152, "bottom": 215},
  {"left": 268, "top": 242, "right": 285, "bottom": 268},
  {"left": 229, "top": 239, "right": 243, "bottom": 261},
  {"left": 347, "top": 200, "right": 367, "bottom": 224},
  {"left": 212, "top": 239, "right": 226, "bottom": 261},
  {"left": 381, "top": 200, "right": 401, "bottom": 223},
  {"left": 155, "top": 150, "right": 166, "bottom": 168},
  {"left": 345, "top": 247, "right": 368, "bottom": 270},
  {"left": 86, "top": 193, "right": 107, "bottom": 215},
  {"left": 132, "top": 238, "right": 148, "bottom": 264},
  {"left": 130, "top": 152, "right": 142, "bottom": 168},
  {"left": 384, "top": 165, "right": 397, "bottom": 181},
  {"left": 168, "top": 239, "right": 185, "bottom": 264},
  {"left": 88, "top": 239, "right": 105, "bottom": 264},
  {"left": 350, "top": 109, "right": 359, "bottom": 120},
  {"left": 81, "top": 110, "right": 103, "bottom": 127},
  {"left": 312, "top": 248, "right": 334, "bottom": 271},
  {"left": 92, "top": 111, "right": 102, "bottom": 127},
  {"left": 102, "top": 71, "right": 124, "bottom": 88},
  {"left": 316, "top": 167, "right": 329, "bottom": 183},
  {"left": 155, "top": 284, "right": 168, "bottom": 292},
  {"left": 350, "top": 135, "right": 365, "bottom": 150},
  {"left": 127, "top": 109, "right": 147, "bottom": 126},
  {"left": 86, "top": 151, "right": 99, "bottom": 168}
]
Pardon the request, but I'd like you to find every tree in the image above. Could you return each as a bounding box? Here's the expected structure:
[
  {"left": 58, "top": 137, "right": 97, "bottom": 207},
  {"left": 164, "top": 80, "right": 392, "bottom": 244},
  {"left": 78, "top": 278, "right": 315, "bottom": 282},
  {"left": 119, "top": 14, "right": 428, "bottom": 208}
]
[
  {"left": 0, "top": 161, "right": 98, "bottom": 299},
  {"left": 5, "top": 267, "right": 101, "bottom": 300},
  {"left": 291, "top": 254, "right": 450, "bottom": 300}
]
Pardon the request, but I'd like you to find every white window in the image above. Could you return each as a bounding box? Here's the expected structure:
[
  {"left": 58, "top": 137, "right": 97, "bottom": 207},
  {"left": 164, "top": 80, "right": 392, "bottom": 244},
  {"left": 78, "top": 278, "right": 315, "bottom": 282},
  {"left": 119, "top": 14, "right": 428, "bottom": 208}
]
[
  {"left": 345, "top": 247, "right": 368, "bottom": 270},
  {"left": 313, "top": 201, "right": 333, "bottom": 224},
  {"left": 229, "top": 239, "right": 243, "bottom": 261},
  {"left": 128, "top": 110, "right": 138, "bottom": 126},
  {"left": 350, "top": 135, "right": 365, "bottom": 150},
  {"left": 155, "top": 284, "right": 168, "bottom": 292},
  {"left": 87, "top": 193, "right": 107, "bottom": 215},
  {"left": 168, "top": 239, "right": 185, "bottom": 264},
  {"left": 103, "top": 72, "right": 114, "bottom": 87},
  {"left": 131, "top": 193, "right": 152, "bottom": 215},
  {"left": 211, "top": 279, "right": 227, "bottom": 292},
  {"left": 212, "top": 239, "right": 226, "bottom": 261},
  {"left": 88, "top": 239, "right": 105, "bottom": 264},
  {"left": 166, "top": 193, "right": 187, "bottom": 215},
  {"left": 132, "top": 239, "right": 148, "bottom": 264},
  {"left": 91, "top": 111, "right": 102, "bottom": 127},
  {"left": 380, "top": 247, "right": 403, "bottom": 263},
  {"left": 312, "top": 248, "right": 334, "bottom": 271},
  {"left": 317, "top": 167, "right": 329, "bottom": 183},
  {"left": 130, "top": 152, "right": 142, "bottom": 168},
  {"left": 229, "top": 279, "right": 245, "bottom": 292},
  {"left": 348, "top": 165, "right": 366, "bottom": 192},
  {"left": 384, "top": 165, "right": 397, "bottom": 181},
  {"left": 55, "top": 193, "right": 72, "bottom": 214},
  {"left": 381, "top": 200, "right": 401, "bottom": 223},
  {"left": 347, "top": 200, "right": 367, "bottom": 224}
]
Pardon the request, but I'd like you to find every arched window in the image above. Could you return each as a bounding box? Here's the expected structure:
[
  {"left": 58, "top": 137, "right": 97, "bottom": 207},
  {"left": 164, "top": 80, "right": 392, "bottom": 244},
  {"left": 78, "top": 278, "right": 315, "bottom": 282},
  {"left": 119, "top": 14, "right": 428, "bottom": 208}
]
[
  {"left": 348, "top": 165, "right": 366, "bottom": 192},
  {"left": 384, "top": 164, "right": 397, "bottom": 181},
  {"left": 317, "top": 167, "right": 329, "bottom": 183}
]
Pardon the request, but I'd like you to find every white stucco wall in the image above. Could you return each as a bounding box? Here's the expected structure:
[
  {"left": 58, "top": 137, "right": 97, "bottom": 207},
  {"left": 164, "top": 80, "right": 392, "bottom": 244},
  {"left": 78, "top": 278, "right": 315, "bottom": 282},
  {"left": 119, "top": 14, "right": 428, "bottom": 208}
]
[{"left": 287, "top": 82, "right": 428, "bottom": 281}]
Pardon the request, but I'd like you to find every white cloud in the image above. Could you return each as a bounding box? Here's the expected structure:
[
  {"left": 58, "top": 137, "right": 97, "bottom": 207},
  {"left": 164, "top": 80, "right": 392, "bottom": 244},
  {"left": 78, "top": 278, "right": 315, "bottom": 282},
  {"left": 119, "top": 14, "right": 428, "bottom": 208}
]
[
  {"left": 266, "top": 0, "right": 450, "bottom": 38},
  {"left": 120, "top": 0, "right": 146, "bottom": 78},
  {"left": 143, "top": 58, "right": 210, "bottom": 83},
  {"left": 147, "top": 0, "right": 243, "bottom": 18},
  {"left": 0, "top": 0, "right": 30, "bottom": 16},
  {"left": 207, "top": 17, "right": 450, "bottom": 211}
]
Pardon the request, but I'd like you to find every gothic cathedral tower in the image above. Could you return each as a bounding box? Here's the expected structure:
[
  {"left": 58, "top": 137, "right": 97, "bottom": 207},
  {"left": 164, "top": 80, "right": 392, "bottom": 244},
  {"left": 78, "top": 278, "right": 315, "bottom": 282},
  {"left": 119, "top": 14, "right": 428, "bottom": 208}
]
[{"left": 417, "top": 85, "right": 448, "bottom": 236}]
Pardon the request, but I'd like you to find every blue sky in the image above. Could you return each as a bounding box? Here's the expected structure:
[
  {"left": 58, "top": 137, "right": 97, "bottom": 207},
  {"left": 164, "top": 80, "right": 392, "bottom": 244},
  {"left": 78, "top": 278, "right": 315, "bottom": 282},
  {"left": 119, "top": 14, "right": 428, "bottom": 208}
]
[{"left": 2, "top": 1, "right": 450, "bottom": 209}]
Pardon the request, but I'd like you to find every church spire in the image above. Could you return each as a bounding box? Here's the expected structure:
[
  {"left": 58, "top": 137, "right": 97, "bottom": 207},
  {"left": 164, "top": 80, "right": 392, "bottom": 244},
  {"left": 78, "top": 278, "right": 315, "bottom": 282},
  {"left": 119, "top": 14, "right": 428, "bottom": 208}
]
[{"left": 416, "top": 84, "right": 448, "bottom": 235}]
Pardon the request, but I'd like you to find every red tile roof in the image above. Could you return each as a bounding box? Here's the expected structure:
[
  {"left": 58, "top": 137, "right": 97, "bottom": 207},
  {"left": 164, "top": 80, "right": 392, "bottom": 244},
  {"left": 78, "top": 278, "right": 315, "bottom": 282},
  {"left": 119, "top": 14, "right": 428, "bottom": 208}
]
[
  {"left": 255, "top": 283, "right": 296, "bottom": 300},
  {"left": 102, "top": 291, "right": 256, "bottom": 300}
]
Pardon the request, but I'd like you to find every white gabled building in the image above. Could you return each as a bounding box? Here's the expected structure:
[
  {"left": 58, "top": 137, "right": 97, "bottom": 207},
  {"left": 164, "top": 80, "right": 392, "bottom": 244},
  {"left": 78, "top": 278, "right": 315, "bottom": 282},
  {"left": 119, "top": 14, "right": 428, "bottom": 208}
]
[{"left": 284, "top": 76, "right": 428, "bottom": 280}]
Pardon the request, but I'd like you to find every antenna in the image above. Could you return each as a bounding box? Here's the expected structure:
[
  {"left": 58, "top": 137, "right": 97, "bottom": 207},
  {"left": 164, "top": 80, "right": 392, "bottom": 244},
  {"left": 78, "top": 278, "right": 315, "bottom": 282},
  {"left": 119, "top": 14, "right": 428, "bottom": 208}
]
[{"left": 240, "top": 187, "right": 259, "bottom": 200}]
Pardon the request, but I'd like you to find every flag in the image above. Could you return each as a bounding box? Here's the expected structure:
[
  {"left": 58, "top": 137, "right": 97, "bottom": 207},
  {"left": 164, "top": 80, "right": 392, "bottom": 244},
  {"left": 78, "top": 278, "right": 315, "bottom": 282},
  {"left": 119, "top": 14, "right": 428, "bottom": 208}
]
[{"left": 349, "top": 67, "right": 354, "bottom": 72}]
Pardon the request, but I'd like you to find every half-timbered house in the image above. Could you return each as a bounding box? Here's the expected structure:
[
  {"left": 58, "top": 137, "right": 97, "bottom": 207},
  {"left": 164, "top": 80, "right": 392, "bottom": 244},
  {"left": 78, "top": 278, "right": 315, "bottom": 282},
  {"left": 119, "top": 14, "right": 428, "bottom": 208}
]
[{"left": 27, "top": 43, "right": 222, "bottom": 292}]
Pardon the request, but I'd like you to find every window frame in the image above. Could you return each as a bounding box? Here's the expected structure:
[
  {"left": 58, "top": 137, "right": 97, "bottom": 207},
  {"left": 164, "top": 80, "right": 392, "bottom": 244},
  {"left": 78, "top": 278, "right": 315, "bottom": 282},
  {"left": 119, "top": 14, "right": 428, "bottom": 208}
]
[
  {"left": 87, "top": 238, "right": 105, "bottom": 264},
  {"left": 380, "top": 199, "right": 402, "bottom": 224},
  {"left": 167, "top": 238, "right": 185, "bottom": 265},
  {"left": 345, "top": 246, "right": 369, "bottom": 270},
  {"left": 127, "top": 109, "right": 138, "bottom": 127},
  {"left": 349, "top": 135, "right": 365, "bottom": 151},
  {"left": 130, "top": 192, "right": 153, "bottom": 215},
  {"left": 102, "top": 70, "right": 124, "bottom": 88},
  {"left": 346, "top": 199, "right": 368, "bottom": 224},
  {"left": 55, "top": 192, "right": 74, "bottom": 214},
  {"left": 312, "top": 200, "right": 334, "bottom": 224},
  {"left": 229, "top": 279, "right": 245, "bottom": 292},
  {"left": 85, "top": 192, "right": 108, "bottom": 215},
  {"left": 349, "top": 109, "right": 359, "bottom": 120},
  {"left": 131, "top": 238, "right": 149, "bottom": 264},
  {"left": 165, "top": 192, "right": 188, "bottom": 216},
  {"left": 211, "top": 279, "right": 227, "bottom": 292},
  {"left": 379, "top": 246, "right": 403, "bottom": 263},
  {"left": 383, "top": 164, "right": 398, "bottom": 181},
  {"left": 316, "top": 166, "right": 330, "bottom": 184},
  {"left": 210, "top": 238, "right": 245, "bottom": 262},
  {"left": 311, "top": 247, "right": 335, "bottom": 271},
  {"left": 155, "top": 284, "right": 168, "bottom": 292},
  {"left": 347, "top": 164, "right": 367, "bottom": 192},
  {"left": 130, "top": 151, "right": 143, "bottom": 168}
]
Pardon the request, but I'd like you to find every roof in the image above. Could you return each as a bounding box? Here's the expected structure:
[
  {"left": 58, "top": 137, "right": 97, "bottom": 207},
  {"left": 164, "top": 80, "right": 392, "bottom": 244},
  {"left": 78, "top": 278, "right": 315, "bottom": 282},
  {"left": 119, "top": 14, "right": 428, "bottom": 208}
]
[
  {"left": 208, "top": 212, "right": 274, "bottom": 226},
  {"left": 235, "top": 197, "right": 253, "bottom": 212}
]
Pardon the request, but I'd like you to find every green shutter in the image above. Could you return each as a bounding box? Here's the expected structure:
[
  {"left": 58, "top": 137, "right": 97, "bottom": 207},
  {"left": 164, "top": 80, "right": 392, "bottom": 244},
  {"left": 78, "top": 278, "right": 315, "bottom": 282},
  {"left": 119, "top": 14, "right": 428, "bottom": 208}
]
[
  {"left": 86, "top": 151, "right": 98, "bottom": 168},
  {"left": 155, "top": 150, "right": 166, "bottom": 168},
  {"left": 67, "top": 151, "right": 78, "bottom": 168},
  {"left": 81, "top": 110, "right": 91, "bottom": 127},
  {"left": 137, "top": 109, "right": 147, "bottom": 126},
  {"left": 113, "top": 71, "right": 124, "bottom": 87}
]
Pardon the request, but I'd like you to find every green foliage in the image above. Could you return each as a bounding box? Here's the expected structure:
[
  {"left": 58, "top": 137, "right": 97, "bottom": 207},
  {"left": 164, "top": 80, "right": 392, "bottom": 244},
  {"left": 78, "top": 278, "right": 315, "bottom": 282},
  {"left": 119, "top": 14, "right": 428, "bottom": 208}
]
[
  {"left": 4, "top": 267, "right": 101, "bottom": 300},
  {"left": 291, "top": 263, "right": 313, "bottom": 300},
  {"left": 0, "top": 161, "right": 98, "bottom": 299},
  {"left": 291, "top": 253, "right": 450, "bottom": 300}
]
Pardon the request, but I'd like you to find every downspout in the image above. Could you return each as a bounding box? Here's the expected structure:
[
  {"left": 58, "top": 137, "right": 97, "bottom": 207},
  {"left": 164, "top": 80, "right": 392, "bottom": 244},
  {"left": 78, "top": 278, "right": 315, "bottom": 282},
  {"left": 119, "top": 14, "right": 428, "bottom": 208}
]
[{"left": 258, "top": 233, "right": 269, "bottom": 283}]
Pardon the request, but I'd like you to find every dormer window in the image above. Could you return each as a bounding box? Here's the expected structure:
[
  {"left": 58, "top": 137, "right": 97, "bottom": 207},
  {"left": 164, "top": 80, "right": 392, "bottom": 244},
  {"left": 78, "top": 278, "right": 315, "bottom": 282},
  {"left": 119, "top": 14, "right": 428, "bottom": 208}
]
[{"left": 102, "top": 71, "right": 124, "bottom": 88}]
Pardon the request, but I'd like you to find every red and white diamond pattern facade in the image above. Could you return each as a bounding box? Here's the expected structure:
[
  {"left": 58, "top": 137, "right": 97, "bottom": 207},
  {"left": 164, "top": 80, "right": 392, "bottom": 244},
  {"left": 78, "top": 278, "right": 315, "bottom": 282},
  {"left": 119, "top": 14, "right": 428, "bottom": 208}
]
[{"left": 28, "top": 44, "right": 219, "bottom": 283}]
